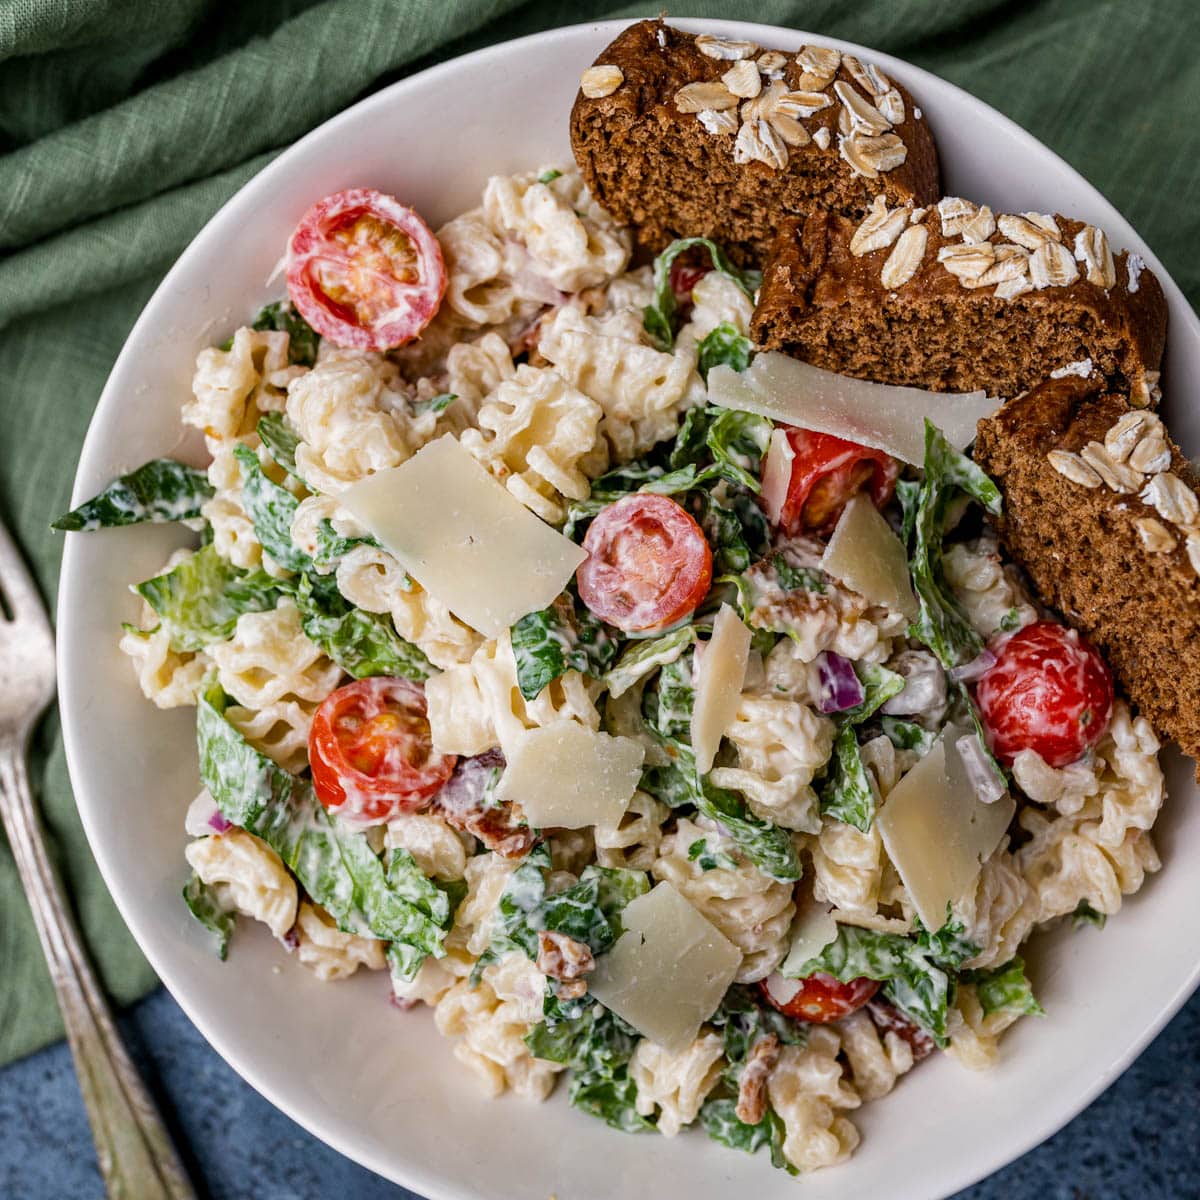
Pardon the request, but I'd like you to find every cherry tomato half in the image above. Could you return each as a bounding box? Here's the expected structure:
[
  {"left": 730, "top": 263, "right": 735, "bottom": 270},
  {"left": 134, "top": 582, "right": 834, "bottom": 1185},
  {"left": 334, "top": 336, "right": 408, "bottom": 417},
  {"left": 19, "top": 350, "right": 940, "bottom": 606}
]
[
  {"left": 760, "top": 972, "right": 881, "bottom": 1023},
  {"left": 286, "top": 188, "right": 446, "bottom": 352},
  {"left": 577, "top": 494, "right": 713, "bottom": 633},
  {"left": 774, "top": 427, "right": 900, "bottom": 535},
  {"left": 308, "top": 678, "right": 456, "bottom": 822},
  {"left": 975, "top": 620, "right": 1114, "bottom": 769}
]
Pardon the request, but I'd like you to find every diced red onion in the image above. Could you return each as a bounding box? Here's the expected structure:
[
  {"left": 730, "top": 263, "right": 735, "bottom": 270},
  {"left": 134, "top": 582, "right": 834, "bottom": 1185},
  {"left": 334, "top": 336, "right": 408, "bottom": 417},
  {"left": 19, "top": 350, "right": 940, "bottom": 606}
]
[
  {"left": 816, "top": 652, "right": 865, "bottom": 714},
  {"left": 955, "top": 733, "right": 1007, "bottom": 805},
  {"left": 948, "top": 648, "right": 997, "bottom": 683},
  {"left": 207, "top": 812, "right": 233, "bottom": 835}
]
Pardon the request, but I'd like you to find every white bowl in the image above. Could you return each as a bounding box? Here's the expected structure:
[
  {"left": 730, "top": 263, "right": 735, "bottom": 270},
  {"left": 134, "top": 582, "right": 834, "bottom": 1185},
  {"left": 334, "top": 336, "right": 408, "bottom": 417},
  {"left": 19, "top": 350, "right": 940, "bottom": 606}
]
[{"left": 58, "top": 18, "right": 1200, "bottom": 1200}]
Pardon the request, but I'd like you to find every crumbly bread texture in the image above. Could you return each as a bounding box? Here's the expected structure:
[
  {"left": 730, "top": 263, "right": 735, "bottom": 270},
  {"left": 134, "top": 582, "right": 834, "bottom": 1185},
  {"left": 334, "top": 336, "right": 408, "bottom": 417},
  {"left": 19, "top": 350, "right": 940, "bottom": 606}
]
[
  {"left": 752, "top": 201, "right": 1167, "bottom": 402},
  {"left": 975, "top": 374, "right": 1200, "bottom": 769},
  {"left": 570, "top": 19, "right": 940, "bottom": 266}
]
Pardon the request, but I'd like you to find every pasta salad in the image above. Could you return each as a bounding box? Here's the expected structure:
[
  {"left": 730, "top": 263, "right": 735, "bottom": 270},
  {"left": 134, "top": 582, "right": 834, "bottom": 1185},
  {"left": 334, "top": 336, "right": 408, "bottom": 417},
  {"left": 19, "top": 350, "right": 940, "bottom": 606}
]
[{"left": 57, "top": 164, "right": 1166, "bottom": 1177}]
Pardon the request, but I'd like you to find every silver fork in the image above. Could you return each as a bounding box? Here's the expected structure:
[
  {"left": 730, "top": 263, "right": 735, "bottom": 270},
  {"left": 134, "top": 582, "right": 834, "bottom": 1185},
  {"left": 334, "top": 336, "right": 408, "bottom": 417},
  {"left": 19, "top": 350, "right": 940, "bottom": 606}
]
[{"left": 0, "top": 517, "right": 197, "bottom": 1200}]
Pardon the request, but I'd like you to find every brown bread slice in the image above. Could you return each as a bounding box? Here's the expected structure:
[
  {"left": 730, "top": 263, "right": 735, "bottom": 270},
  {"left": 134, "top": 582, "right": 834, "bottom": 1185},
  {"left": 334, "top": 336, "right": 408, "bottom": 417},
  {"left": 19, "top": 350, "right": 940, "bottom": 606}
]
[
  {"left": 974, "top": 374, "right": 1200, "bottom": 769},
  {"left": 569, "top": 19, "right": 940, "bottom": 266},
  {"left": 751, "top": 201, "right": 1167, "bottom": 401}
]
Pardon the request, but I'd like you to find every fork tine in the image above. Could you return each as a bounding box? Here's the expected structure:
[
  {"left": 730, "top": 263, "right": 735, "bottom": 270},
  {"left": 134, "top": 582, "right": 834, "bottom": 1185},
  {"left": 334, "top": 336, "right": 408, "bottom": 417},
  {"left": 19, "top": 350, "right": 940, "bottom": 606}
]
[{"left": 0, "top": 515, "right": 51, "bottom": 632}]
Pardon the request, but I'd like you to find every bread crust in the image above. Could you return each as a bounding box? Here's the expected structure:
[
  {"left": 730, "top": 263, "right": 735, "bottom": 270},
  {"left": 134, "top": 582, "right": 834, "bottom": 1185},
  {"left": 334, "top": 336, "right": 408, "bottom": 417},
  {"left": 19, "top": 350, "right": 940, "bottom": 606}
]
[
  {"left": 975, "top": 376, "right": 1200, "bottom": 769},
  {"left": 569, "top": 19, "right": 940, "bottom": 266},
  {"left": 751, "top": 208, "right": 1167, "bottom": 400}
]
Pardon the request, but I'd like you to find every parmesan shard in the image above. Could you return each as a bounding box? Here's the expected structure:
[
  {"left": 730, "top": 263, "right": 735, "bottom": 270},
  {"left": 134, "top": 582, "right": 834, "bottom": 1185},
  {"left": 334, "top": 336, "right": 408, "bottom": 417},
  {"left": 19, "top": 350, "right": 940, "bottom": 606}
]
[
  {"left": 708, "top": 353, "right": 1000, "bottom": 465},
  {"left": 821, "top": 494, "right": 919, "bottom": 620},
  {"left": 875, "top": 729, "right": 1015, "bottom": 931},
  {"left": 588, "top": 882, "right": 742, "bottom": 1052},
  {"left": 339, "top": 436, "right": 587, "bottom": 637},
  {"left": 496, "top": 724, "right": 644, "bottom": 830},
  {"left": 691, "top": 604, "right": 752, "bottom": 773},
  {"left": 779, "top": 900, "right": 838, "bottom": 976}
]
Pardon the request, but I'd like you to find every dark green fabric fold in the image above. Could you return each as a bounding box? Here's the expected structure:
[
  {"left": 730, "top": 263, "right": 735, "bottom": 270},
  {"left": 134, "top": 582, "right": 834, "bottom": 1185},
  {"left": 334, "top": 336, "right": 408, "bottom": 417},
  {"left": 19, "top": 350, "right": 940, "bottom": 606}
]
[{"left": 0, "top": 0, "right": 1197, "bottom": 1067}]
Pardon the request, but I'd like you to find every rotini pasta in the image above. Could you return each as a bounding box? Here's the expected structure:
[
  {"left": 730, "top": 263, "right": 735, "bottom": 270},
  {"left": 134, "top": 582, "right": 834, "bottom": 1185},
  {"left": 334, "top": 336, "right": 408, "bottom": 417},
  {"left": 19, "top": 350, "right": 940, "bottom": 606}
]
[
  {"left": 593, "top": 790, "right": 669, "bottom": 872},
  {"left": 630, "top": 1031, "right": 725, "bottom": 1136},
  {"left": 835, "top": 1009, "right": 915, "bottom": 1101},
  {"left": 335, "top": 544, "right": 482, "bottom": 669},
  {"left": 185, "top": 829, "right": 297, "bottom": 940},
  {"left": 294, "top": 900, "right": 387, "bottom": 981},
  {"left": 434, "top": 952, "right": 561, "bottom": 1100},
  {"left": 424, "top": 632, "right": 600, "bottom": 757},
  {"left": 710, "top": 694, "right": 835, "bottom": 834},
  {"left": 208, "top": 599, "right": 343, "bottom": 773},
  {"left": 767, "top": 1029, "right": 862, "bottom": 1172},
  {"left": 185, "top": 326, "right": 303, "bottom": 444},
  {"left": 943, "top": 536, "right": 1039, "bottom": 639},
  {"left": 652, "top": 818, "right": 794, "bottom": 983},
  {"left": 460, "top": 364, "right": 607, "bottom": 522},
  {"left": 385, "top": 813, "right": 473, "bottom": 882},
  {"left": 537, "top": 303, "right": 703, "bottom": 461}
]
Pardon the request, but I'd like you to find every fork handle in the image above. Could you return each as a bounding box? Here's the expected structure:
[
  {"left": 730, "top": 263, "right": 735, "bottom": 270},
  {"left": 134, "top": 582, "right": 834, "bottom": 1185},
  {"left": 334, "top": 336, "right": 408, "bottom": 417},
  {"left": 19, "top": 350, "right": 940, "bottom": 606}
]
[{"left": 0, "top": 735, "right": 197, "bottom": 1200}]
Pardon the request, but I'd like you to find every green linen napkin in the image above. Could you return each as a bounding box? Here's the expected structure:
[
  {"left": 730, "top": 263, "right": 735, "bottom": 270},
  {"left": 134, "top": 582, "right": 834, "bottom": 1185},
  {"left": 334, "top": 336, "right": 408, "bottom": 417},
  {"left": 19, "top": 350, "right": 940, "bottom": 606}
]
[{"left": 1, "top": 0, "right": 1196, "bottom": 1068}]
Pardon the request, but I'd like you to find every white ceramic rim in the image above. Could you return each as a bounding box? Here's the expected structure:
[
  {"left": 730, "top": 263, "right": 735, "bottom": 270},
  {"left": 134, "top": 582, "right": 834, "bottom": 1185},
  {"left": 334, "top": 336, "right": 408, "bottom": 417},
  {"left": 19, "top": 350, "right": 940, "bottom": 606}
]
[{"left": 58, "top": 17, "right": 1200, "bottom": 1200}]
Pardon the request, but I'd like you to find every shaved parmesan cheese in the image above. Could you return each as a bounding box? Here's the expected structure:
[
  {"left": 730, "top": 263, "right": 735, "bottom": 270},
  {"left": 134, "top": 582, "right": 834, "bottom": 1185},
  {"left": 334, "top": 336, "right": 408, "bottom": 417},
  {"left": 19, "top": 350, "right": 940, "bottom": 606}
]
[
  {"left": 875, "top": 728, "right": 1014, "bottom": 931},
  {"left": 821, "top": 494, "right": 919, "bottom": 620},
  {"left": 760, "top": 427, "right": 795, "bottom": 524},
  {"left": 708, "top": 353, "right": 999, "bottom": 465},
  {"left": 588, "top": 882, "right": 742, "bottom": 1052},
  {"left": 763, "top": 972, "right": 801, "bottom": 1007},
  {"left": 779, "top": 901, "right": 838, "bottom": 977},
  {"left": 496, "top": 723, "right": 644, "bottom": 829},
  {"left": 691, "top": 604, "right": 751, "bottom": 773},
  {"left": 339, "top": 436, "right": 586, "bottom": 637}
]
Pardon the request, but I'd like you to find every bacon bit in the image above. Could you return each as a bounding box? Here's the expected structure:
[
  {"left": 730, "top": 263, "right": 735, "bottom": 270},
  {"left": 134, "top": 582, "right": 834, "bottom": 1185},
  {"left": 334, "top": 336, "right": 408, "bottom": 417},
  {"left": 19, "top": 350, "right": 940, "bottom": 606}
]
[
  {"left": 537, "top": 929, "right": 596, "bottom": 982},
  {"left": 556, "top": 979, "right": 588, "bottom": 1001},
  {"left": 867, "top": 999, "right": 936, "bottom": 1061},
  {"left": 735, "top": 1033, "right": 781, "bottom": 1125},
  {"left": 434, "top": 750, "right": 536, "bottom": 858}
]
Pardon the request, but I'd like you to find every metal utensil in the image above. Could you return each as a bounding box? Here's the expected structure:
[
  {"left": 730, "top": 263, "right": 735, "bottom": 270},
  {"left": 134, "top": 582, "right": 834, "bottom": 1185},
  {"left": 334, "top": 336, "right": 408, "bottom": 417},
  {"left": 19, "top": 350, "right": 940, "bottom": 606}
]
[{"left": 0, "top": 517, "right": 196, "bottom": 1200}]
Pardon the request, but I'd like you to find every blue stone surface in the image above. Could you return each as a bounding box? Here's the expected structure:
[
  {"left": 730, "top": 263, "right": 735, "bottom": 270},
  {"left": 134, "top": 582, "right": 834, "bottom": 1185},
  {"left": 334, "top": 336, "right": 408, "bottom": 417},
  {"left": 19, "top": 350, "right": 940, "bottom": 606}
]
[{"left": 1, "top": 985, "right": 1197, "bottom": 1198}]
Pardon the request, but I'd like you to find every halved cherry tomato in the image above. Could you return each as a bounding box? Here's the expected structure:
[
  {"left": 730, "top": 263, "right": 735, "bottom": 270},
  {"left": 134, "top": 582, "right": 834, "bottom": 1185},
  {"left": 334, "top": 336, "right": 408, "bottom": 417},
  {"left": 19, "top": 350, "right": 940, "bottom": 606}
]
[
  {"left": 760, "top": 972, "right": 881, "bottom": 1023},
  {"left": 774, "top": 427, "right": 900, "bottom": 534},
  {"left": 975, "top": 620, "right": 1114, "bottom": 768},
  {"left": 308, "top": 678, "right": 456, "bottom": 821},
  {"left": 577, "top": 494, "right": 713, "bottom": 633},
  {"left": 286, "top": 188, "right": 446, "bottom": 352}
]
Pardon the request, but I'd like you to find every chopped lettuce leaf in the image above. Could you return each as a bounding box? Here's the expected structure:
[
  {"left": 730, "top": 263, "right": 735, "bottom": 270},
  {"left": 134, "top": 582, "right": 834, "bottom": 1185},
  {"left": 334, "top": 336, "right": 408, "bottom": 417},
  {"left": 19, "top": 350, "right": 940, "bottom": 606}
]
[
  {"left": 526, "top": 994, "right": 652, "bottom": 1132},
  {"left": 687, "top": 837, "right": 738, "bottom": 872},
  {"left": 785, "top": 922, "right": 979, "bottom": 1045},
  {"left": 963, "top": 956, "right": 1045, "bottom": 1018},
  {"left": 881, "top": 716, "right": 937, "bottom": 756},
  {"left": 819, "top": 724, "right": 876, "bottom": 832},
  {"left": 252, "top": 299, "right": 320, "bottom": 366},
  {"left": 671, "top": 406, "right": 771, "bottom": 493},
  {"left": 312, "top": 518, "right": 378, "bottom": 568},
  {"left": 604, "top": 626, "right": 696, "bottom": 698},
  {"left": 642, "top": 238, "right": 760, "bottom": 351},
  {"left": 477, "top": 852, "right": 650, "bottom": 978},
  {"left": 232, "top": 444, "right": 309, "bottom": 572},
  {"left": 772, "top": 555, "right": 825, "bottom": 593},
  {"left": 53, "top": 458, "right": 213, "bottom": 532},
  {"left": 294, "top": 573, "right": 430, "bottom": 680},
  {"left": 412, "top": 392, "right": 456, "bottom": 416},
  {"left": 1072, "top": 900, "right": 1107, "bottom": 930},
  {"left": 537, "top": 168, "right": 563, "bottom": 184},
  {"left": 135, "top": 544, "right": 281, "bottom": 651},
  {"left": 510, "top": 592, "right": 619, "bottom": 701},
  {"left": 908, "top": 420, "right": 1003, "bottom": 670},
  {"left": 182, "top": 872, "right": 237, "bottom": 960},
  {"left": 700, "top": 1100, "right": 794, "bottom": 1173},
  {"left": 256, "top": 413, "right": 304, "bottom": 482},
  {"left": 197, "top": 679, "right": 449, "bottom": 965},
  {"left": 697, "top": 322, "right": 753, "bottom": 380}
]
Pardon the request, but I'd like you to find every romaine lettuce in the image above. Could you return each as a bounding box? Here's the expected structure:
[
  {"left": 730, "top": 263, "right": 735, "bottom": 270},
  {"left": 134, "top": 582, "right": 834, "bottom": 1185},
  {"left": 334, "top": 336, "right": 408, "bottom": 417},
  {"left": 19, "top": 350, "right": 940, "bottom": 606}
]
[{"left": 52, "top": 458, "right": 213, "bottom": 531}]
